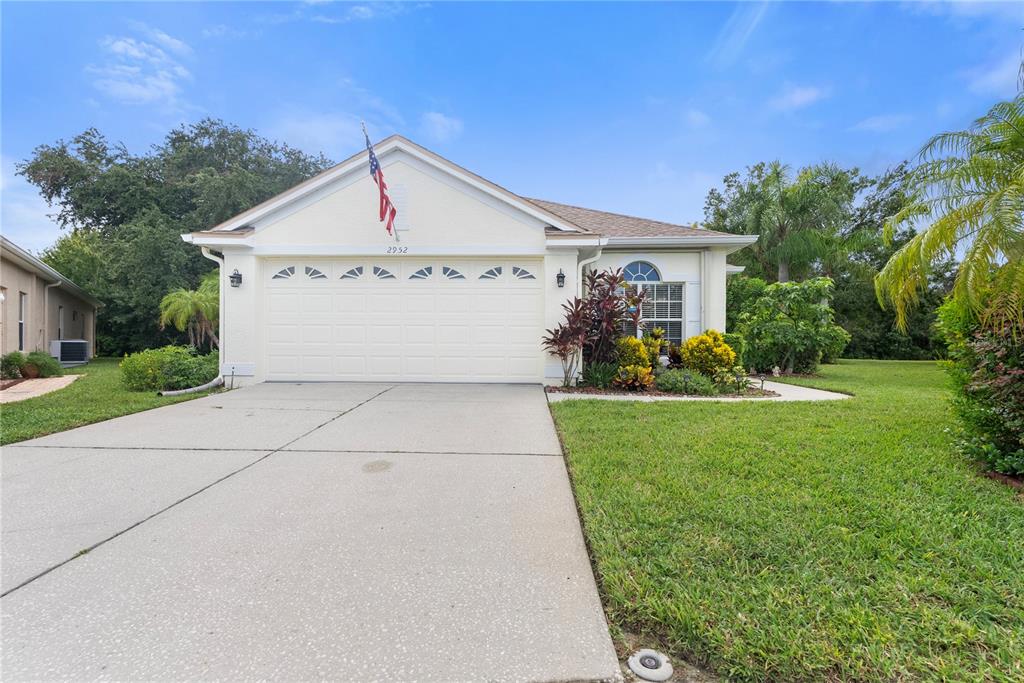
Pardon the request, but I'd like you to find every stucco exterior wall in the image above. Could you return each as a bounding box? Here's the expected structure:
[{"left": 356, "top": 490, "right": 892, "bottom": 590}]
[{"left": 0, "top": 258, "right": 96, "bottom": 357}]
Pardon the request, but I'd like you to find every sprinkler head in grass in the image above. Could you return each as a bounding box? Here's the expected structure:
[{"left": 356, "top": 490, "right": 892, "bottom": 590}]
[{"left": 627, "top": 649, "right": 673, "bottom": 682}]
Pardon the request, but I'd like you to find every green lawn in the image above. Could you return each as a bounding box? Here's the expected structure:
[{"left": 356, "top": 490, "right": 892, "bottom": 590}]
[
  {"left": 551, "top": 360, "right": 1024, "bottom": 682},
  {"left": 1, "top": 358, "right": 211, "bottom": 445}
]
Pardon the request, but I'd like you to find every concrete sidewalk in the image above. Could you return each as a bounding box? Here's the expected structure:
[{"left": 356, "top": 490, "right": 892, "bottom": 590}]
[{"left": 1, "top": 383, "right": 621, "bottom": 682}]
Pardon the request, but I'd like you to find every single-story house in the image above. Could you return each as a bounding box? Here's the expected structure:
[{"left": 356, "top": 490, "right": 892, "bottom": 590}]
[
  {"left": 183, "top": 135, "right": 755, "bottom": 385},
  {"left": 0, "top": 236, "right": 100, "bottom": 362}
]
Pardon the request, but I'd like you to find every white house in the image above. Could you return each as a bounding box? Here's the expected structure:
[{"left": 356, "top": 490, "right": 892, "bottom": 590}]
[{"left": 182, "top": 135, "right": 755, "bottom": 385}]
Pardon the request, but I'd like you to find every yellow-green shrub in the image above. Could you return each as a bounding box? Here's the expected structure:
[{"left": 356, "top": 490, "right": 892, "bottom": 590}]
[
  {"left": 616, "top": 336, "right": 650, "bottom": 368},
  {"left": 679, "top": 329, "right": 736, "bottom": 377},
  {"left": 643, "top": 327, "right": 666, "bottom": 363},
  {"left": 612, "top": 364, "right": 654, "bottom": 391}
]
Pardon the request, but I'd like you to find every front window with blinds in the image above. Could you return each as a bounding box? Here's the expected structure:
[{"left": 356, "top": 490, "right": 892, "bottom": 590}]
[{"left": 639, "top": 283, "right": 685, "bottom": 346}]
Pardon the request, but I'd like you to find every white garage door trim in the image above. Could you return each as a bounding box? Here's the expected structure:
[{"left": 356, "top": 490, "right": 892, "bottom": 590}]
[{"left": 263, "top": 258, "right": 545, "bottom": 383}]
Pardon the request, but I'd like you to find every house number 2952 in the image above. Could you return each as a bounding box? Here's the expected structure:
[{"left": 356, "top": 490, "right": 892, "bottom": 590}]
[{"left": 385, "top": 246, "right": 408, "bottom": 254}]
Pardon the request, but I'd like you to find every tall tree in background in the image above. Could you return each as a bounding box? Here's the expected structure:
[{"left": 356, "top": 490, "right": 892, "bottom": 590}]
[
  {"left": 875, "top": 83, "right": 1024, "bottom": 329},
  {"left": 22, "top": 119, "right": 333, "bottom": 354},
  {"left": 704, "top": 161, "right": 864, "bottom": 282}
]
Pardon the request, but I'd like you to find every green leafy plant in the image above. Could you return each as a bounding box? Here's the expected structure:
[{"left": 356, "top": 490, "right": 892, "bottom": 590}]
[
  {"left": 23, "top": 352, "right": 64, "bottom": 378},
  {"left": 542, "top": 298, "right": 591, "bottom": 387},
  {"left": 643, "top": 327, "right": 666, "bottom": 363},
  {"left": 1, "top": 351, "right": 26, "bottom": 379},
  {"left": 615, "top": 336, "right": 650, "bottom": 368},
  {"left": 666, "top": 342, "right": 684, "bottom": 369},
  {"left": 612, "top": 364, "right": 654, "bottom": 391},
  {"left": 655, "top": 369, "right": 717, "bottom": 395},
  {"left": 159, "top": 271, "right": 220, "bottom": 351},
  {"left": 581, "top": 361, "right": 618, "bottom": 389},
  {"left": 120, "top": 346, "right": 218, "bottom": 392},
  {"left": 723, "top": 332, "right": 747, "bottom": 368},
  {"left": 739, "top": 278, "right": 851, "bottom": 373},
  {"left": 714, "top": 365, "right": 753, "bottom": 394},
  {"left": 581, "top": 269, "right": 646, "bottom": 364},
  {"left": 679, "top": 329, "right": 736, "bottom": 377}
]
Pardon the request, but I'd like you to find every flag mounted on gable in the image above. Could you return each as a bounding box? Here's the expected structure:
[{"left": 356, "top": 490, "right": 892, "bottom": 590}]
[{"left": 362, "top": 123, "right": 398, "bottom": 239}]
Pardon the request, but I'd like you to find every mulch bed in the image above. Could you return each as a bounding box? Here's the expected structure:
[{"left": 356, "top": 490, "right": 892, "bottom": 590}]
[
  {"left": 984, "top": 471, "right": 1024, "bottom": 493},
  {"left": 0, "top": 378, "right": 26, "bottom": 391},
  {"left": 546, "top": 385, "right": 779, "bottom": 398}
]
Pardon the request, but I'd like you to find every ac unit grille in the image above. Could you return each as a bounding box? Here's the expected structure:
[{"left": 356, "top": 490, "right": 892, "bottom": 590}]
[{"left": 50, "top": 340, "right": 89, "bottom": 364}]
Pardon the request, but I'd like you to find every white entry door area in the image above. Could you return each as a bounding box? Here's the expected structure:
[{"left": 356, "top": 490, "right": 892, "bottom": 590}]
[{"left": 263, "top": 258, "right": 545, "bottom": 382}]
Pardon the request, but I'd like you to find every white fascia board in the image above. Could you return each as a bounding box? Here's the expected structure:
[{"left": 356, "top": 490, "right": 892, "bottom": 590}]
[
  {"left": 185, "top": 234, "right": 255, "bottom": 248},
  {"left": 544, "top": 237, "right": 607, "bottom": 249},
  {"left": 604, "top": 234, "right": 758, "bottom": 253},
  {"left": 208, "top": 138, "right": 585, "bottom": 235},
  {"left": 251, "top": 244, "right": 548, "bottom": 256}
]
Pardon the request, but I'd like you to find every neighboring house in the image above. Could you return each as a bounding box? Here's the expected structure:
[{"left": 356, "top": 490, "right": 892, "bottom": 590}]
[
  {"left": 183, "top": 135, "right": 755, "bottom": 385},
  {"left": 0, "top": 236, "right": 100, "bottom": 361}
]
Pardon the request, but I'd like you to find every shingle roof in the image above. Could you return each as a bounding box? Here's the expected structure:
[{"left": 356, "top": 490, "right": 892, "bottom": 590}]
[{"left": 525, "top": 198, "right": 731, "bottom": 239}]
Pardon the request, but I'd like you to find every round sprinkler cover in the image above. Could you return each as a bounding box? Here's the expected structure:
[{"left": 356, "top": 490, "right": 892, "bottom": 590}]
[{"left": 627, "top": 648, "right": 673, "bottom": 682}]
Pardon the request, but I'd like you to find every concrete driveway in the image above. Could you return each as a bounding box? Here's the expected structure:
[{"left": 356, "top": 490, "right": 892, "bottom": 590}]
[{"left": 1, "top": 383, "right": 620, "bottom": 682}]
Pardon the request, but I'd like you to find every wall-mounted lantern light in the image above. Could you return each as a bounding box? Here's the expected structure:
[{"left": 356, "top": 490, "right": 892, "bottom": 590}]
[
  {"left": 229, "top": 269, "right": 243, "bottom": 288},
  {"left": 556, "top": 269, "right": 566, "bottom": 288}
]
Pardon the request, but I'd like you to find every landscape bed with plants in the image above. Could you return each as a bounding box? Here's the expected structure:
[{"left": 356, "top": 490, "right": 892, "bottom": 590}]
[{"left": 543, "top": 269, "right": 848, "bottom": 397}]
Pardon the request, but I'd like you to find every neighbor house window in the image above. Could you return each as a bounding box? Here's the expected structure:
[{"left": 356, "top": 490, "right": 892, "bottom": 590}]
[
  {"left": 18, "top": 292, "right": 27, "bottom": 351},
  {"left": 622, "top": 261, "right": 685, "bottom": 346}
]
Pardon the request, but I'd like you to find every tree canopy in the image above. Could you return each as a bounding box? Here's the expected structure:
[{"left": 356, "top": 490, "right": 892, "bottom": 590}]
[{"left": 23, "top": 119, "right": 333, "bottom": 354}]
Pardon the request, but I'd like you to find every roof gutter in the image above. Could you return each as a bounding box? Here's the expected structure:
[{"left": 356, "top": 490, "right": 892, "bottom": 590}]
[{"left": 0, "top": 236, "right": 102, "bottom": 308}]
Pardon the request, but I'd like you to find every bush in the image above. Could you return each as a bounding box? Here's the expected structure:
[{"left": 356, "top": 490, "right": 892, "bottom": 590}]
[
  {"left": 738, "top": 278, "right": 851, "bottom": 374},
  {"left": 655, "top": 369, "right": 717, "bottom": 395},
  {"left": 616, "top": 336, "right": 650, "bottom": 368},
  {"left": 582, "top": 269, "right": 646, "bottom": 365},
  {"left": 679, "top": 329, "right": 736, "bottom": 377},
  {"left": 666, "top": 342, "right": 684, "bottom": 369},
  {"left": 938, "top": 301, "right": 1024, "bottom": 475},
  {"left": 23, "top": 351, "right": 64, "bottom": 378},
  {"left": 713, "top": 365, "right": 753, "bottom": 394},
  {"left": 643, "top": 327, "right": 666, "bottom": 363},
  {"left": 121, "top": 346, "right": 219, "bottom": 392},
  {"left": 723, "top": 333, "right": 746, "bottom": 368},
  {"left": 1, "top": 351, "right": 26, "bottom": 379},
  {"left": 581, "top": 361, "right": 618, "bottom": 389},
  {"left": 613, "top": 364, "right": 654, "bottom": 391}
]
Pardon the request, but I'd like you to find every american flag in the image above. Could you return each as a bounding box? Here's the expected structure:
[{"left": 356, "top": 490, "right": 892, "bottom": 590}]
[{"left": 363, "top": 126, "right": 397, "bottom": 237}]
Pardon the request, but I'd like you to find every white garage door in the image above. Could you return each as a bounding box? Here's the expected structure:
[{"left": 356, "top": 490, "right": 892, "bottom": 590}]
[{"left": 264, "top": 258, "right": 545, "bottom": 382}]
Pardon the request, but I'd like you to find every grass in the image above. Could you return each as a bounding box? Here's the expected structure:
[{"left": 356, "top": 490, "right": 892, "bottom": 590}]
[
  {"left": 551, "top": 360, "right": 1024, "bottom": 682},
  {"left": 1, "top": 357, "right": 210, "bottom": 445}
]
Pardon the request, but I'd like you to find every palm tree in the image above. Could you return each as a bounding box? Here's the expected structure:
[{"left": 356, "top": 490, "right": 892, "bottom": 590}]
[
  {"left": 159, "top": 271, "right": 220, "bottom": 349},
  {"left": 876, "top": 83, "right": 1024, "bottom": 329}
]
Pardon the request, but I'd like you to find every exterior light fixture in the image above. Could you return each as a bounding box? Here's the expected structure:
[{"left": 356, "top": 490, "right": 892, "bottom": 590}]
[
  {"left": 229, "top": 269, "right": 242, "bottom": 288},
  {"left": 556, "top": 269, "right": 566, "bottom": 288},
  {"left": 758, "top": 374, "right": 766, "bottom": 391}
]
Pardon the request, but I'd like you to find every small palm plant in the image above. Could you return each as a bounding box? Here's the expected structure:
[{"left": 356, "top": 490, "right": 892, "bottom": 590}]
[
  {"left": 876, "top": 77, "right": 1024, "bottom": 329},
  {"left": 159, "top": 271, "right": 220, "bottom": 350}
]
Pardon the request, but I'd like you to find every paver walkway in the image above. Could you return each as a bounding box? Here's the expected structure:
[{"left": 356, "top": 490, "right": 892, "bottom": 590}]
[
  {"left": 1, "top": 383, "right": 621, "bottom": 682},
  {"left": 0, "top": 375, "right": 79, "bottom": 403}
]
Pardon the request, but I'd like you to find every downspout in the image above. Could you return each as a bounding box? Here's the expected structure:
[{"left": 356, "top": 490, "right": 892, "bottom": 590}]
[
  {"left": 201, "top": 247, "right": 225, "bottom": 366},
  {"left": 576, "top": 240, "right": 607, "bottom": 299}
]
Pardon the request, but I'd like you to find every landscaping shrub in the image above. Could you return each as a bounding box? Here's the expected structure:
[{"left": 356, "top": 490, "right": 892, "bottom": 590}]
[
  {"left": 655, "top": 369, "right": 717, "bottom": 395},
  {"left": 581, "top": 361, "right": 618, "bottom": 389},
  {"left": 1, "top": 351, "right": 26, "bottom": 379},
  {"left": 679, "top": 329, "right": 736, "bottom": 377},
  {"left": 723, "top": 332, "right": 746, "bottom": 368},
  {"left": 616, "top": 336, "right": 650, "bottom": 368},
  {"left": 938, "top": 300, "right": 1024, "bottom": 475},
  {"left": 713, "top": 365, "right": 753, "bottom": 394},
  {"left": 612, "top": 364, "right": 654, "bottom": 391},
  {"left": 581, "top": 269, "right": 646, "bottom": 364},
  {"left": 666, "top": 342, "right": 684, "bottom": 369},
  {"left": 121, "top": 346, "right": 219, "bottom": 392},
  {"left": 23, "top": 351, "right": 64, "bottom": 378},
  {"left": 643, "top": 327, "right": 666, "bottom": 363},
  {"left": 542, "top": 298, "right": 590, "bottom": 387},
  {"left": 738, "top": 278, "right": 851, "bottom": 374}
]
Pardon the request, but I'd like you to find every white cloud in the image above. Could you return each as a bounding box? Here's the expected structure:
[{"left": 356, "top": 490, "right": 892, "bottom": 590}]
[
  {"left": 705, "top": 2, "right": 770, "bottom": 69},
  {"left": 850, "top": 113, "right": 913, "bottom": 132},
  {"left": 86, "top": 28, "right": 193, "bottom": 108},
  {"left": 768, "top": 83, "right": 831, "bottom": 111},
  {"left": 420, "top": 112, "right": 463, "bottom": 143},
  {"left": 266, "top": 112, "right": 366, "bottom": 158},
  {"left": 963, "top": 50, "right": 1023, "bottom": 96},
  {"left": 684, "top": 108, "right": 711, "bottom": 127},
  {"left": 0, "top": 157, "right": 64, "bottom": 253}
]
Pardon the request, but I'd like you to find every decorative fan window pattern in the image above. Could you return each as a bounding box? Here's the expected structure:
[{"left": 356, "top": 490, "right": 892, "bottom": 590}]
[
  {"left": 479, "top": 267, "right": 502, "bottom": 280},
  {"left": 511, "top": 266, "right": 535, "bottom": 280},
  {"left": 272, "top": 266, "right": 296, "bottom": 280},
  {"left": 442, "top": 266, "right": 465, "bottom": 280},
  {"left": 623, "top": 261, "right": 660, "bottom": 282},
  {"left": 373, "top": 266, "right": 396, "bottom": 280},
  {"left": 409, "top": 267, "right": 433, "bottom": 280},
  {"left": 304, "top": 266, "right": 327, "bottom": 279},
  {"left": 340, "top": 266, "right": 363, "bottom": 280}
]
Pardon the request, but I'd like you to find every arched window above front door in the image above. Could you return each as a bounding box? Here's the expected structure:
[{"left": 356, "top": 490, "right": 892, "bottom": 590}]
[{"left": 623, "top": 261, "right": 660, "bottom": 282}]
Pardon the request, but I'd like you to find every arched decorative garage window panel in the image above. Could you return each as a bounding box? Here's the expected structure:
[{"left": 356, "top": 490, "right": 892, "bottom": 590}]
[
  {"left": 623, "top": 261, "right": 660, "bottom": 282},
  {"left": 409, "top": 266, "right": 433, "bottom": 280},
  {"left": 512, "top": 266, "right": 535, "bottom": 280},
  {"left": 304, "top": 266, "right": 327, "bottom": 279},
  {"left": 272, "top": 266, "right": 296, "bottom": 280},
  {"left": 340, "top": 266, "right": 363, "bottom": 280},
  {"left": 373, "top": 266, "right": 397, "bottom": 280},
  {"left": 442, "top": 266, "right": 465, "bottom": 280},
  {"left": 479, "top": 266, "right": 502, "bottom": 280}
]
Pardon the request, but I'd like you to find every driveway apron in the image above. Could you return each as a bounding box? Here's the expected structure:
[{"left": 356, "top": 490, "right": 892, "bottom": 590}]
[{"left": 1, "top": 383, "right": 620, "bottom": 682}]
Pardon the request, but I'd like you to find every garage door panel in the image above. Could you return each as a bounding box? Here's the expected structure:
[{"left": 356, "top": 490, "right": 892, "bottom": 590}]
[{"left": 263, "top": 258, "right": 543, "bottom": 382}]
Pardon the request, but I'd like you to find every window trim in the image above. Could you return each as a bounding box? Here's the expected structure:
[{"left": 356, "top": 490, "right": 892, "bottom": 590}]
[{"left": 18, "top": 292, "right": 27, "bottom": 351}]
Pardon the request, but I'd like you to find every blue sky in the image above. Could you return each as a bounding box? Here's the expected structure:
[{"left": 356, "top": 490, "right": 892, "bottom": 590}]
[{"left": 3, "top": 1, "right": 1022, "bottom": 252}]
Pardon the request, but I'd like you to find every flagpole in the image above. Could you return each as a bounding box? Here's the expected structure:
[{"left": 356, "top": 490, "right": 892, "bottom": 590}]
[{"left": 362, "top": 121, "right": 399, "bottom": 243}]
